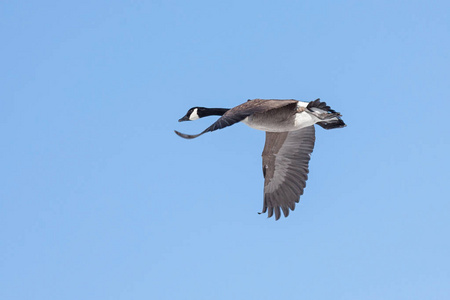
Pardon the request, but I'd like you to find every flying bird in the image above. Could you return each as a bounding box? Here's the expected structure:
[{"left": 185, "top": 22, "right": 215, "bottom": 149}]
[{"left": 175, "top": 99, "right": 346, "bottom": 220}]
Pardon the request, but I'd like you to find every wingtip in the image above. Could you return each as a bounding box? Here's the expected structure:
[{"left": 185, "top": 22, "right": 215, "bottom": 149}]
[
  {"left": 174, "top": 130, "right": 194, "bottom": 139},
  {"left": 257, "top": 210, "right": 282, "bottom": 220},
  {"left": 174, "top": 129, "right": 207, "bottom": 139},
  {"left": 174, "top": 130, "right": 183, "bottom": 137}
]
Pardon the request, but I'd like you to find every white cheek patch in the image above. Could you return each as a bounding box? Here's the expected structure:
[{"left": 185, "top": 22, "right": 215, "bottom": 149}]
[{"left": 189, "top": 108, "right": 200, "bottom": 120}]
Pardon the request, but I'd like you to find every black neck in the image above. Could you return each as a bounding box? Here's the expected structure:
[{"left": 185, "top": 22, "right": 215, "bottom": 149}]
[{"left": 201, "top": 108, "right": 229, "bottom": 117}]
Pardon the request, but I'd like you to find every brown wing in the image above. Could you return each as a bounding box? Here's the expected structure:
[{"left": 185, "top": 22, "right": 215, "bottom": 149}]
[
  {"left": 261, "top": 126, "right": 316, "bottom": 220},
  {"left": 174, "top": 99, "right": 298, "bottom": 139}
]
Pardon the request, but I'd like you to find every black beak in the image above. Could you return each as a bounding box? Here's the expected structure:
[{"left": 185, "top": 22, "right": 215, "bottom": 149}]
[{"left": 178, "top": 115, "right": 190, "bottom": 122}]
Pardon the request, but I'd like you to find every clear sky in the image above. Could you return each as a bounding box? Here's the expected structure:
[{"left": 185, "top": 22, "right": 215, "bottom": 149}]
[{"left": 1, "top": 1, "right": 450, "bottom": 299}]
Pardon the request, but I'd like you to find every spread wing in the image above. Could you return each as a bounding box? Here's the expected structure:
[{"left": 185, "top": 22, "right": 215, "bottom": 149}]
[
  {"left": 174, "top": 99, "right": 298, "bottom": 139},
  {"left": 261, "top": 126, "right": 316, "bottom": 220}
]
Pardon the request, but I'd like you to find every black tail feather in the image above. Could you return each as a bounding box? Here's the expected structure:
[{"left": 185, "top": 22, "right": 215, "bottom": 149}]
[
  {"left": 307, "top": 98, "right": 337, "bottom": 113},
  {"left": 316, "top": 119, "right": 346, "bottom": 130},
  {"left": 307, "top": 98, "right": 346, "bottom": 129}
]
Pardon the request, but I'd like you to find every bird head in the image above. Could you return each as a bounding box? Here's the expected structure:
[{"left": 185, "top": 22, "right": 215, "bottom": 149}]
[{"left": 178, "top": 107, "right": 206, "bottom": 122}]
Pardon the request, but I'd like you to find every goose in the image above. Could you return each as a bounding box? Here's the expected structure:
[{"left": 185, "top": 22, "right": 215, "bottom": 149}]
[{"left": 175, "top": 98, "right": 346, "bottom": 220}]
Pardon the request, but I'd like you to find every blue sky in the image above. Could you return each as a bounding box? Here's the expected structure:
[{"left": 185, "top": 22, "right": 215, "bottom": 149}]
[{"left": 1, "top": 1, "right": 450, "bottom": 299}]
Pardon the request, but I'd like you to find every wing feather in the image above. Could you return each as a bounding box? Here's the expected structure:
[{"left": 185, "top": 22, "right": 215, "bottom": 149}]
[{"left": 261, "top": 126, "right": 316, "bottom": 220}]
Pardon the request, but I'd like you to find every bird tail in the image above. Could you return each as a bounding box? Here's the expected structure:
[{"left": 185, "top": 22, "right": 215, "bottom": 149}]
[
  {"left": 316, "top": 118, "right": 346, "bottom": 129},
  {"left": 307, "top": 98, "right": 346, "bottom": 130}
]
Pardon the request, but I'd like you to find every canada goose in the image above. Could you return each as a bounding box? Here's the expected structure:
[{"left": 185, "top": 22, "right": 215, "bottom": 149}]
[{"left": 175, "top": 98, "right": 346, "bottom": 220}]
